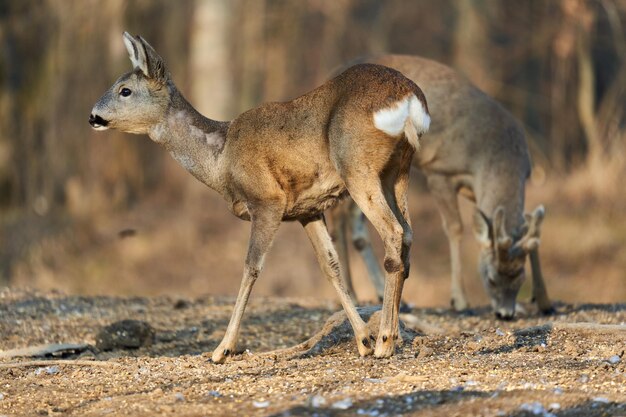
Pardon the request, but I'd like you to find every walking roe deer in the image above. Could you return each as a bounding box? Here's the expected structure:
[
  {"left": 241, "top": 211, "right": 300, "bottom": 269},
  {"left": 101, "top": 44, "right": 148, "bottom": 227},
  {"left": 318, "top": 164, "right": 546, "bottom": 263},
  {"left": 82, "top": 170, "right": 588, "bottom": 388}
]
[
  {"left": 89, "top": 34, "right": 430, "bottom": 362},
  {"left": 330, "top": 55, "right": 552, "bottom": 320}
]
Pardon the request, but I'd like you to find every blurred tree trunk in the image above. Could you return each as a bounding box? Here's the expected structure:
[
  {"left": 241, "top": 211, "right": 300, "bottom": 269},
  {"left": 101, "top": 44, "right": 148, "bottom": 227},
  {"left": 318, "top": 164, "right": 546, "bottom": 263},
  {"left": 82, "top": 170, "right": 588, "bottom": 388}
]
[
  {"left": 262, "top": 0, "right": 303, "bottom": 102},
  {"left": 315, "top": 0, "right": 352, "bottom": 81},
  {"left": 232, "top": 0, "right": 266, "bottom": 112},
  {"left": 190, "top": 0, "right": 234, "bottom": 120},
  {"left": 453, "top": 0, "right": 496, "bottom": 94},
  {"left": 571, "top": 0, "right": 601, "bottom": 166}
]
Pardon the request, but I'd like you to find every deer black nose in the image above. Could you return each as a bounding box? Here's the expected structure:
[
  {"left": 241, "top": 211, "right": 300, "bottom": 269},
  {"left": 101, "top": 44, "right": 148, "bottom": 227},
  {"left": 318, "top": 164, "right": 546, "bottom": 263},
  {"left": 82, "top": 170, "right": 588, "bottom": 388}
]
[{"left": 89, "top": 114, "right": 108, "bottom": 127}]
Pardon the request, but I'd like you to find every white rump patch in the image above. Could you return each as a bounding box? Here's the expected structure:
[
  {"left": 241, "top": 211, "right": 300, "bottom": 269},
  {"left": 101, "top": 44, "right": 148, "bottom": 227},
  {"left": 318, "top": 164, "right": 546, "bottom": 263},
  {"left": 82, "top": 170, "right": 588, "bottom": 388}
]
[
  {"left": 408, "top": 95, "right": 430, "bottom": 135},
  {"left": 373, "top": 96, "right": 410, "bottom": 137},
  {"left": 373, "top": 95, "right": 430, "bottom": 150}
]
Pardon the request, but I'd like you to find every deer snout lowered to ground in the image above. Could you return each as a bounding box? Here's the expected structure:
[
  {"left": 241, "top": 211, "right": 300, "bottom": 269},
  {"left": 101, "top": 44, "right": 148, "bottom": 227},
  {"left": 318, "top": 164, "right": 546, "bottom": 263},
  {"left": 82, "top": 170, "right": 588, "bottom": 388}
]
[
  {"left": 328, "top": 55, "right": 553, "bottom": 320},
  {"left": 89, "top": 33, "right": 430, "bottom": 362}
]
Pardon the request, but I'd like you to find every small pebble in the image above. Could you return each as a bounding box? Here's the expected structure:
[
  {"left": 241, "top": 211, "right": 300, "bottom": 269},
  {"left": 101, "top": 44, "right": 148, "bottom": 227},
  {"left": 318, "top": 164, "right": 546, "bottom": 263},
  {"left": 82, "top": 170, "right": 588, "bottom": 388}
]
[
  {"left": 173, "top": 299, "right": 190, "bottom": 309},
  {"left": 548, "top": 403, "right": 561, "bottom": 410},
  {"left": 416, "top": 346, "right": 434, "bottom": 359},
  {"left": 309, "top": 394, "right": 326, "bottom": 408},
  {"left": 331, "top": 398, "right": 353, "bottom": 410},
  {"left": 607, "top": 355, "right": 621, "bottom": 364},
  {"left": 35, "top": 366, "right": 59, "bottom": 376},
  {"left": 579, "top": 374, "right": 589, "bottom": 383},
  {"left": 253, "top": 400, "right": 270, "bottom": 408},
  {"left": 592, "top": 397, "right": 610, "bottom": 404},
  {"left": 466, "top": 341, "right": 480, "bottom": 351},
  {"left": 357, "top": 409, "right": 380, "bottom": 416},
  {"left": 553, "top": 387, "right": 563, "bottom": 395},
  {"left": 495, "top": 328, "right": 505, "bottom": 337},
  {"left": 207, "top": 390, "right": 221, "bottom": 398},
  {"left": 174, "top": 392, "right": 185, "bottom": 402},
  {"left": 0, "top": 393, "right": 4, "bottom": 400},
  {"left": 518, "top": 401, "right": 556, "bottom": 416}
]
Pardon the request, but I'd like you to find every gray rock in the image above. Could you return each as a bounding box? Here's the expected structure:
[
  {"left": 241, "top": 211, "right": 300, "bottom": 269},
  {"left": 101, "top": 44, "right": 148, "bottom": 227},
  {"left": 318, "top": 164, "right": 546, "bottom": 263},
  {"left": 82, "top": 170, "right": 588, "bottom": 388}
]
[{"left": 95, "top": 320, "right": 155, "bottom": 351}]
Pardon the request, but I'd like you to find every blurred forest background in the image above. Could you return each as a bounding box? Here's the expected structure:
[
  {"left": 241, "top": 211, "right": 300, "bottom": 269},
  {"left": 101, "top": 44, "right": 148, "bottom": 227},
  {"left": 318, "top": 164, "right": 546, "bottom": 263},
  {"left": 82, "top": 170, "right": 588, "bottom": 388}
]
[{"left": 1, "top": 0, "right": 624, "bottom": 306}]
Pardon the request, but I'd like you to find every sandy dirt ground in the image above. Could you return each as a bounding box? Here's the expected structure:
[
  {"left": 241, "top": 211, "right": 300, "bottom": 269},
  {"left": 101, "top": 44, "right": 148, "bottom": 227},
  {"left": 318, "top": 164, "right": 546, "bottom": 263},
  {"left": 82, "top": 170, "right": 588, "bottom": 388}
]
[{"left": 0, "top": 288, "right": 624, "bottom": 417}]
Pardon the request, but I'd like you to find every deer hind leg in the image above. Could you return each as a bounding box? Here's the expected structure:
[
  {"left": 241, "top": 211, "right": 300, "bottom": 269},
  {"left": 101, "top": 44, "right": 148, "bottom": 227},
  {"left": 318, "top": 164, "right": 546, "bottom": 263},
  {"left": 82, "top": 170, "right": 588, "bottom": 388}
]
[
  {"left": 348, "top": 200, "right": 386, "bottom": 301},
  {"left": 391, "top": 144, "right": 415, "bottom": 278},
  {"left": 212, "top": 206, "right": 282, "bottom": 364},
  {"left": 427, "top": 174, "right": 468, "bottom": 311},
  {"left": 343, "top": 144, "right": 414, "bottom": 358},
  {"left": 301, "top": 215, "right": 374, "bottom": 357}
]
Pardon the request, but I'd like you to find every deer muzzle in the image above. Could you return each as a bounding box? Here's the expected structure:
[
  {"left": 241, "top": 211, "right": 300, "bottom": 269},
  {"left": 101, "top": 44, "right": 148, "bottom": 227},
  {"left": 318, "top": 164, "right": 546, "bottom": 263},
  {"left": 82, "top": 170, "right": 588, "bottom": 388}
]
[{"left": 89, "top": 113, "right": 109, "bottom": 130}]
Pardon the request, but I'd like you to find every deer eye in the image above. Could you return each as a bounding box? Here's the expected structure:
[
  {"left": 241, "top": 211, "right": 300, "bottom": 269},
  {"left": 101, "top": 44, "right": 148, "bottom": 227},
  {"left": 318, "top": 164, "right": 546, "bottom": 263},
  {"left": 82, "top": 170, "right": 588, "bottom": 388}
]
[{"left": 120, "top": 88, "right": 132, "bottom": 97}]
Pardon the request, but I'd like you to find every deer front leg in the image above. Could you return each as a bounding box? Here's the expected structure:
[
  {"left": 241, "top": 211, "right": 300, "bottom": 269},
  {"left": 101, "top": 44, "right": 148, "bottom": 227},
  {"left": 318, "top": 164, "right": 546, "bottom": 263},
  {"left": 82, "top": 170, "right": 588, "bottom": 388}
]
[
  {"left": 328, "top": 202, "right": 357, "bottom": 303},
  {"left": 302, "top": 216, "right": 374, "bottom": 357},
  {"left": 212, "top": 208, "right": 282, "bottom": 364},
  {"left": 529, "top": 247, "right": 554, "bottom": 314},
  {"left": 427, "top": 175, "right": 468, "bottom": 311}
]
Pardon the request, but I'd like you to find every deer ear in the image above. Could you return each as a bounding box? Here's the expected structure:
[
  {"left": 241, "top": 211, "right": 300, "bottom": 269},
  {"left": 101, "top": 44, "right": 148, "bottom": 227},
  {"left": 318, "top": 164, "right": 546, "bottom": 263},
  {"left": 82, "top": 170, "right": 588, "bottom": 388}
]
[
  {"left": 523, "top": 205, "right": 545, "bottom": 251},
  {"left": 530, "top": 204, "right": 546, "bottom": 225},
  {"left": 137, "top": 35, "right": 168, "bottom": 82},
  {"left": 493, "top": 205, "right": 512, "bottom": 249},
  {"left": 123, "top": 32, "right": 149, "bottom": 76},
  {"left": 473, "top": 209, "right": 492, "bottom": 249},
  {"left": 512, "top": 204, "right": 546, "bottom": 255}
]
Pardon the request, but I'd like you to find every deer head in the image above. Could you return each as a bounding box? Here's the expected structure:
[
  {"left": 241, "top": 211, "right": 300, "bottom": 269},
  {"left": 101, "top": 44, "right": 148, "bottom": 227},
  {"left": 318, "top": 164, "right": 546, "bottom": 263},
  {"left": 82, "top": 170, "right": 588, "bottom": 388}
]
[
  {"left": 473, "top": 205, "right": 545, "bottom": 319},
  {"left": 89, "top": 32, "right": 170, "bottom": 135}
]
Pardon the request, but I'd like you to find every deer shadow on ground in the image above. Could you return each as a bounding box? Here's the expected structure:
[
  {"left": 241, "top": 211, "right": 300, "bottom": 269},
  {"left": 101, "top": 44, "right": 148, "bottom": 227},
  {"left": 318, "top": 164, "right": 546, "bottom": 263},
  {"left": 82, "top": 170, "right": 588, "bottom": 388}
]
[{"left": 270, "top": 390, "right": 625, "bottom": 417}]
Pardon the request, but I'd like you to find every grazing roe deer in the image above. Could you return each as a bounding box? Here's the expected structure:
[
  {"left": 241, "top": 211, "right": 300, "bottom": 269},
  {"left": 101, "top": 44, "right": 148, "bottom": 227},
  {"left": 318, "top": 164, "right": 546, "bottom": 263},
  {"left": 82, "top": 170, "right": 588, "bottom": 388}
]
[
  {"left": 330, "top": 55, "right": 552, "bottom": 320},
  {"left": 89, "top": 34, "right": 430, "bottom": 362}
]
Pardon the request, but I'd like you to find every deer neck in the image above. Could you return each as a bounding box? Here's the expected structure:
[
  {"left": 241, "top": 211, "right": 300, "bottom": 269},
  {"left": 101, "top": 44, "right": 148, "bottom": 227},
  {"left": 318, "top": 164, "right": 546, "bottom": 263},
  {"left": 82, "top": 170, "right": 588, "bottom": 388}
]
[
  {"left": 479, "top": 178, "right": 526, "bottom": 237},
  {"left": 149, "top": 83, "right": 230, "bottom": 193}
]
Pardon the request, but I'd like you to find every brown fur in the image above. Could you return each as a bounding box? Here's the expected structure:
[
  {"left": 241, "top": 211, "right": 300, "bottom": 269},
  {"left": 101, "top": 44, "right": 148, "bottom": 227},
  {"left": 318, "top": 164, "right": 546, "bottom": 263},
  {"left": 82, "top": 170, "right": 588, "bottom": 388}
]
[
  {"left": 90, "top": 34, "right": 430, "bottom": 362},
  {"left": 330, "top": 55, "right": 552, "bottom": 319}
]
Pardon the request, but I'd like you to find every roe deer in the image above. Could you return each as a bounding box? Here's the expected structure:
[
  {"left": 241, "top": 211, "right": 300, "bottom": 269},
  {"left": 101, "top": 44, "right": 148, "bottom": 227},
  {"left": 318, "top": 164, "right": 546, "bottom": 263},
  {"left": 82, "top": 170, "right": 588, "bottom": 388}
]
[
  {"left": 89, "top": 34, "right": 430, "bottom": 362},
  {"left": 330, "top": 55, "right": 552, "bottom": 320}
]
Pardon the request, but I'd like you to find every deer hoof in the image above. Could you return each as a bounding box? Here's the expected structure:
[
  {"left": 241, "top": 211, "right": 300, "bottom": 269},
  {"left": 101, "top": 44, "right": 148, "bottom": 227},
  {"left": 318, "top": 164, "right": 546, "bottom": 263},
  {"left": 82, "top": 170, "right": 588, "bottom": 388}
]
[
  {"left": 450, "top": 297, "right": 469, "bottom": 312},
  {"left": 356, "top": 333, "right": 374, "bottom": 357},
  {"left": 211, "top": 346, "right": 232, "bottom": 364},
  {"left": 374, "top": 334, "right": 396, "bottom": 358}
]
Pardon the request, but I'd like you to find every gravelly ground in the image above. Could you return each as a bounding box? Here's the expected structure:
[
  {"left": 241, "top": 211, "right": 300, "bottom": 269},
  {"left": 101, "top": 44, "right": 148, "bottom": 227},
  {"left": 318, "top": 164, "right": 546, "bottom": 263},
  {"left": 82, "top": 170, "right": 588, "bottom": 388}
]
[{"left": 0, "top": 288, "right": 624, "bottom": 417}]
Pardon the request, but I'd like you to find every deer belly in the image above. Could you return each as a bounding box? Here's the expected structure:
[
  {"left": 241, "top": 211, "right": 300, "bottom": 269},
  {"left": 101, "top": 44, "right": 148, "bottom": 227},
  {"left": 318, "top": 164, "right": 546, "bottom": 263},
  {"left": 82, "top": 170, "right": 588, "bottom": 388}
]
[{"left": 282, "top": 172, "right": 347, "bottom": 220}]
